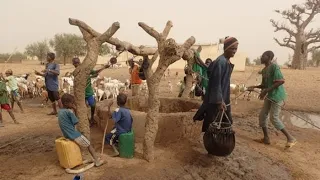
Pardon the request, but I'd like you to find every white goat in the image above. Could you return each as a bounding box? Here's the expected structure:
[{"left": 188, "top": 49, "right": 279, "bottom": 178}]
[{"left": 94, "top": 87, "right": 105, "bottom": 102}]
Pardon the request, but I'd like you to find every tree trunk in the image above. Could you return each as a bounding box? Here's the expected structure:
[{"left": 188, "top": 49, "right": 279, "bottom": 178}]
[
  {"left": 63, "top": 55, "right": 67, "bottom": 66},
  {"left": 143, "top": 63, "right": 167, "bottom": 162},
  {"left": 181, "top": 58, "right": 195, "bottom": 98},
  {"left": 73, "top": 40, "right": 99, "bottom": 139},
  {"left": 292, "top": 34, "right": 308, "bottom": 70},
  {"left": 182, "top": 74, "right": 193, "bottom": 98}
]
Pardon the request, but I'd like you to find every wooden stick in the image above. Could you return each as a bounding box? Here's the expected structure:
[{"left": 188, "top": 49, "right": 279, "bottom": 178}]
[
  {"left": 101, "top": 119, "right": 109, "bottom": 155},
  {"left": 1, "top": 47, "right": 17, "bottom": 72}
]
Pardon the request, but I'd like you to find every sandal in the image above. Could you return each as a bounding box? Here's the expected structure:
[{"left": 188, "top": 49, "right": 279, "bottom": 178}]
[
  {"left": 254, "top": 138, "right": 271, "bottom": 145},
  {"left": 285, "top": 140, "right": 297, "bottom": 149},
  {"left": 47, "top": 112, "right": 57, "bottom": 116},
  {"left": 94, "top": 158, "right": 104, "bottom": 167}
]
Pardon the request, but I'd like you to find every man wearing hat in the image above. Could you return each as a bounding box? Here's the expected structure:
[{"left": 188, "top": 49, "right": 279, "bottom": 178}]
[{"left": 194, "top": 36, "right": 239, "bottom": 132}]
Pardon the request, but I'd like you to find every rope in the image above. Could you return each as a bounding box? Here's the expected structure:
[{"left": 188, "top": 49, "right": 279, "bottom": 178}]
[
  {"left": 251, "top": 90, "right": 320, "bottom": 130},
  {"left": 101, "top": 117, "right": 109, "bottom": 155}
]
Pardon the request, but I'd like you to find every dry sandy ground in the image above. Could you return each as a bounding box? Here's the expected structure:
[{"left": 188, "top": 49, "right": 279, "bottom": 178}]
[{"left": 0, "top": 61, "right": 320, "bottom": 180}]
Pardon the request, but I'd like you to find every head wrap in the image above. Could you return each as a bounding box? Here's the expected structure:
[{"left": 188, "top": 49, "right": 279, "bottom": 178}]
[{"left": 223, "top": 36, "right": 238, "bottom": 51}]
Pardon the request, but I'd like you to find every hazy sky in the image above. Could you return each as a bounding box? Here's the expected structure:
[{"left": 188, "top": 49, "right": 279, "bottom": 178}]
[{"left": 1, "top": 0, "right": 319, "bottom": 64}]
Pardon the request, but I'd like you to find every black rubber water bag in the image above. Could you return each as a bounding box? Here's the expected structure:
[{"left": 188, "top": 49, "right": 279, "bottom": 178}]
[{"left": 203, "top": 110, "right": 235, "bottom": 156}]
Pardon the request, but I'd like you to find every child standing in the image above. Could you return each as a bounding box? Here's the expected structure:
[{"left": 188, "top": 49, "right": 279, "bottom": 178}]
[
  {"left": 58, "top": 93, "right": 104, "bottom": 166},
  {"left": 0, "top": 69, "right": 24, "bottom": 112},
  {"left": 105, "top": 93, "right": 133, "bottom": 156},
  {"left": 0, "top": 80, "right": 18, "bottom": 127}
]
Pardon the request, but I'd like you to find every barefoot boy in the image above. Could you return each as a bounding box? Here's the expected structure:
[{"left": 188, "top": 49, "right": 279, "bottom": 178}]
[
  {"left": 105, "top": 93, "right": 133, "bottom": 156},
  {"left": 0, "top": 80, "right": 18, "bottom": 127},
  {"left": 57, "top": 93, "right": 104, "bottom": 166},
  {"left": 0, "top": 69, "right": 24, "bottom": 113}
]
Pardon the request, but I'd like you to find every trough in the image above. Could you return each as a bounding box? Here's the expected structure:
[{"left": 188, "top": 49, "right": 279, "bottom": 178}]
[{"left": 95, "top": 97, "right": 202, "bottom": 144}]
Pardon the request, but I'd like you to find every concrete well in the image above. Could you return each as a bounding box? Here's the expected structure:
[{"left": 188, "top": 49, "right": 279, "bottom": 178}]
[{"left": 95, "top": 97, "right": 202, "bottom": 144}]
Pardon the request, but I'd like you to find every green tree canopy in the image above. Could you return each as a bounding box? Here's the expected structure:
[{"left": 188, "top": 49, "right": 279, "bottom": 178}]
[
  {"left": 49, "top": 33, "right": 86, "bottom": 65},
  {"left": 24, "top": 40, "right": 50, "bottom": 63}
]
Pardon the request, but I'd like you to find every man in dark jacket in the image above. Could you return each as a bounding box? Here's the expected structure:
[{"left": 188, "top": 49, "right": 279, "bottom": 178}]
[{"left": 194, "top": 37, "right": 239, "bottom": 132}]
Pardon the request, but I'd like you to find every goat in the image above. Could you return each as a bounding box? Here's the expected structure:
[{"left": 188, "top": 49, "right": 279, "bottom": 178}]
[
  {"left": 125, "top": 79, "right": 130, "bottom": 90},
  {"left": 61, "top": 77, "right": 73, "bottom": 94},
  {"left": 104, "top": 89, "right": 112, "bottom": 100},
  {"left": 17, "top": 83, "right": 28, "bottom": 99},
  {"left": 94, "top": 87, "right": 105, "bottom": 102},
  {"left": 40, "top": 90, "right": 49, "bottom": 106},
  {"left": 35, "top": 79, "right": 45, "bottom": 97}
]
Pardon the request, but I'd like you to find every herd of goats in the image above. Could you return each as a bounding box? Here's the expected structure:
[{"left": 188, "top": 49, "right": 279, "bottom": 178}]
[{"left": 5, "top": 65, "right": 259, "bottom": 106}]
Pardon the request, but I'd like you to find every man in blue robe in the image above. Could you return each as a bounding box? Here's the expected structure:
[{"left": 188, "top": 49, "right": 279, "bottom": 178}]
[{"left": 194, "top": 37, "right": 239, "bottom": 132}]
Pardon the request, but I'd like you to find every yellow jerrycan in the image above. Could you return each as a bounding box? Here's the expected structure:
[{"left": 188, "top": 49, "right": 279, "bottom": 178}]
[{"left": 55, "top": 137, "right": 83, "bottom": 169}]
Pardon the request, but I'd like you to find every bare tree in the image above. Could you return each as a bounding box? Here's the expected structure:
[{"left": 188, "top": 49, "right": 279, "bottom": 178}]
[
  {"left": 68, "top": 18, "right": 195, "bottom": 161},
  {"left": 271, "top": 0, "right": 320, "bottom": 69},
  {"left": 68, "top": 18, "right": 119, "bottom": 139},
  {"left": 102, "top": 21, "right": 195, "bottom": 161}
]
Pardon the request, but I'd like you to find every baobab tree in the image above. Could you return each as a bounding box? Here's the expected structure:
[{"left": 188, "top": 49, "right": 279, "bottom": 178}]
[
  {"left": 68, "top": 18, "right": 120, "bottom": 139},
  {"left": 271, "top": 0, "right": 320, "bottom": 69}
]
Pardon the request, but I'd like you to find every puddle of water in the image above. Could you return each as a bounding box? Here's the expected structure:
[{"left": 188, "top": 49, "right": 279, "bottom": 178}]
[{"left": 281, "top": 111, "right": 320, "bottom": 131}]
